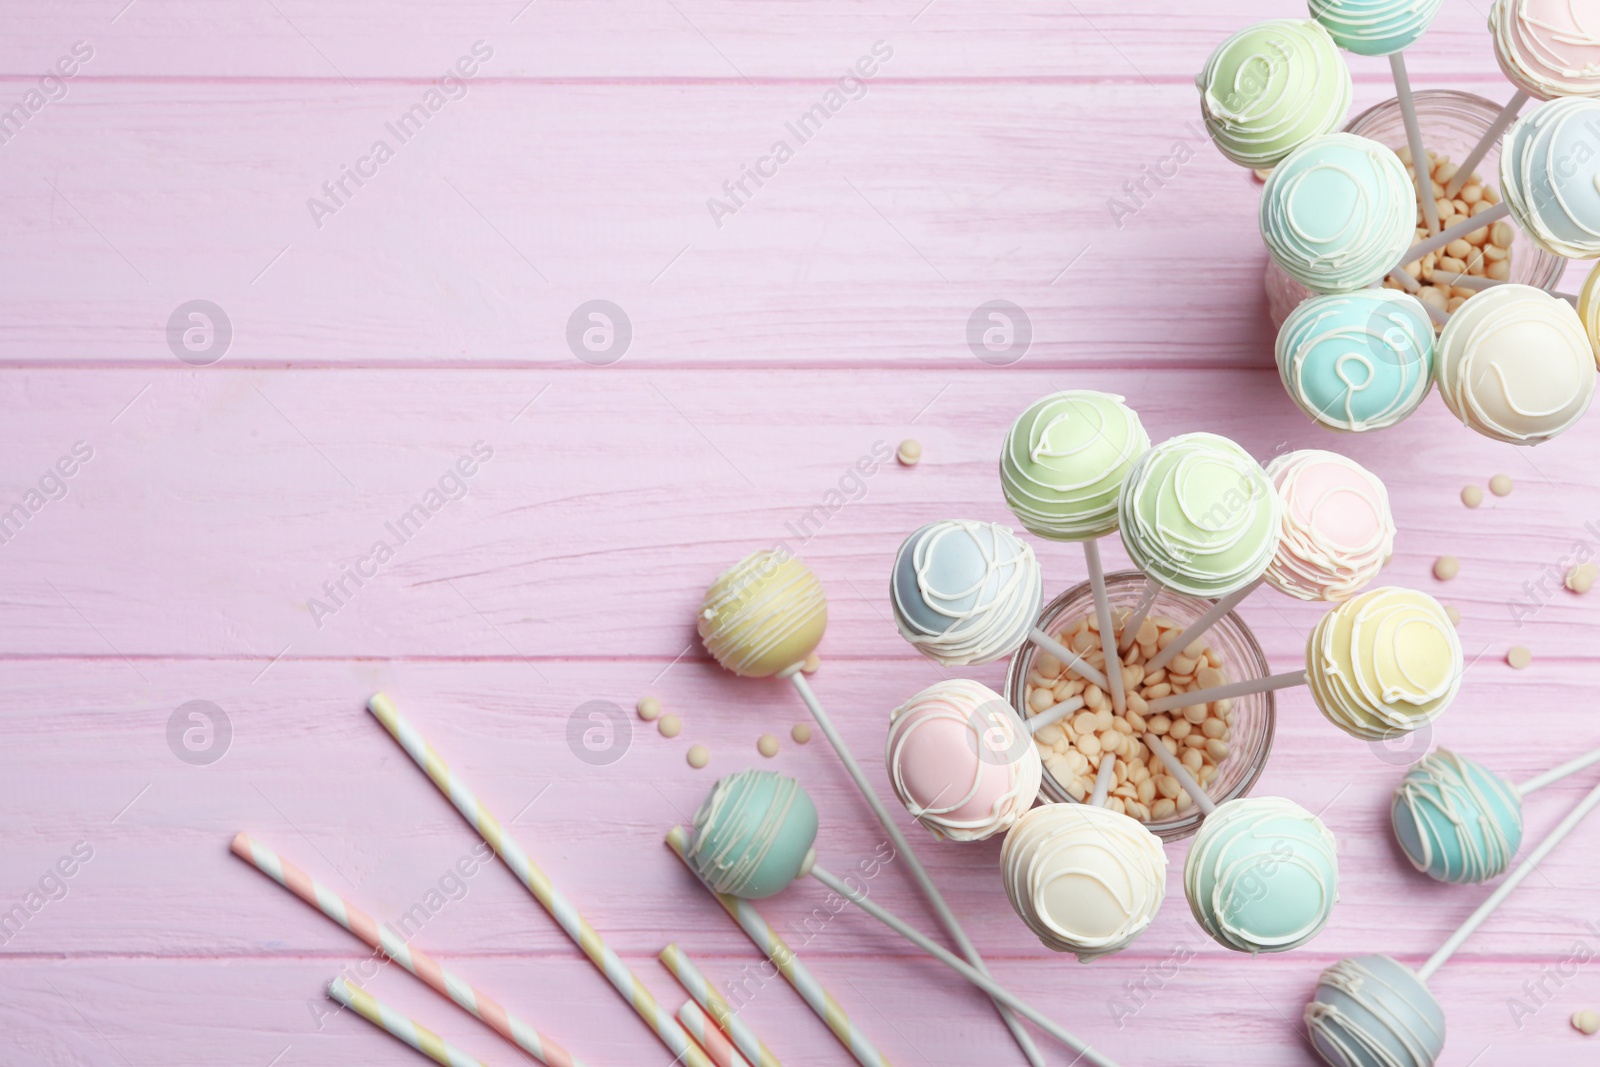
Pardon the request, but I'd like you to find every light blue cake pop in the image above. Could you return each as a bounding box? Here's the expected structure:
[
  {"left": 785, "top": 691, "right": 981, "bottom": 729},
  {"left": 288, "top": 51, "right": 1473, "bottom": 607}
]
[
  {"left": 1184, "top": 796, "right": 1340, "bottom": 954},
  {"left": 1262, "top": 133, "right": 1417, "bottom": 294},
  {"left": 686, "top": 770, "right": 818, "bottom": 899},
  {"left": 891, "top": 519, "right": 1042, "bottom": 667},
  {"left": 1307, "top": 0, "right": 1444, "bottom": 57},
  {"left": 1391, "top": 749, "right": 1523, "bottom": 885},
  {"left": 1276, "top": 290, "right": 1435, "bottom": 433},
  {"left": 1305, "top": 954, "right": 1445, "bottom": 1067},
  {"left": 1501, "top": 97, "right": 1600, "bottom": 259}
]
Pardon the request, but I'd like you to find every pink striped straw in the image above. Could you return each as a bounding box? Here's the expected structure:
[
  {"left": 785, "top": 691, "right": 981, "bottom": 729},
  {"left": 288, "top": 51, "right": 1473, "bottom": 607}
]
[
  {"left": 232, "top": 832, "right": 586, "bottom": 1067},
  {"left": 676, "top": 1001, "right": 754, "bottom": 1067}
]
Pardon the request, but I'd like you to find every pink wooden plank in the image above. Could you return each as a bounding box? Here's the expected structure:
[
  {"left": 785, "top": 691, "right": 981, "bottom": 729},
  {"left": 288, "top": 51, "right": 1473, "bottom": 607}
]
[
  {"left": 0, "top": 0, "right": 1512, "bottom": 81},
  {"left": 3, "top": 656, "right": 1600, "bottom": 969},
  {"left": 0, "top": 367, "right": 1594, "bottom": 664},
  {"left": 0, "top": 76, "right": 1551, "bottom": 367}
]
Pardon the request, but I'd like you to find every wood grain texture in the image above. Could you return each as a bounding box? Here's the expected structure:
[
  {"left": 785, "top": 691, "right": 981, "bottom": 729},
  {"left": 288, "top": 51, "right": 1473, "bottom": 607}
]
[{"left": 5, "top": 2, "right": 1600, "bottom": 1065}]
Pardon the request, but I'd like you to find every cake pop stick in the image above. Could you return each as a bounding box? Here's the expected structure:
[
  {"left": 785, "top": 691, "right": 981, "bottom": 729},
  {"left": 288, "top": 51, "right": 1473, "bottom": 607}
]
[
  {"left": 1444, "top": 89, "right": 1530, "bottom": 198},
  {"left": 1088, "top": 748, "right": 1118, "bottom": 807},
  {"left": 1389, "top": 53, "right": 1440, "bottom": 235},
  {"left": 1519, "top": 744, "right": 1600, "bottom": 796},
  {"left": 1142, "top": 579, "right": 1262, "bottom": 676},
  {"left": 1144, "top": 670, "right": 1309, "bottom": 715},
  {"left": 1143, "top": 731, "right": 1216, "bottom": 816},
  {"left": 1116, "top": 578, "right": 1161, "bottom": 653},
  {"left": 1306, "top": 777, "right": 1600, "bottom": 1067},
  {"left": 677, "top": 1001, "right": 754, "bottom": 1067},
  {"left": 703, "top": 551, "right": 1044, "bottom": 1066},
  {"left": 784, "top": 672, "right": 1040, "bottom": 1066},
  {"left": 328, "top": 977, "right": 489, "bottom": 1067},
  {"left": 231, "top": 833, "right": 589, "bottom": 1067},
  {"left": 1082, "top": 539, "right": 1128, "bottom": 715},
  {"left": 661, "top": 946, "right": 781, "bottom": 1067},
  {"left": 809, "top": 862, "right": 1122, "bottom": 1066},
  {"left": 1145, "top": 733, "right": 1341, "bottom": 955},
  {"left": 676, "top": 773, "right": 1126, "bottom": 1065},
  {"left": 1397, "top": 204, "right": 1511, "bottom": 266},
  {"left": 1420, "top": 777, "right": 1600, "bottom": 984},
  {"left": 664, "top": 826, "right": 893, "bottom": 1067},
  {"left": 891, "top": 519, "right": 1108, "bottom": 690},
  {"left": 367, "top": 694, "right": 714, "bottom": 1067}
]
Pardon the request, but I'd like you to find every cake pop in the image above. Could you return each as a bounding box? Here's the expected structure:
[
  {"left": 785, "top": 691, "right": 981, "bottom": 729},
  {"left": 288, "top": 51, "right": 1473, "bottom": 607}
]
[
  {"left": 1196, "top": 20, "right": 1353, "bottom": 169},
  {"left": 1306, "top": 776, "right": 1600, "bottom": 1067},
  {"left": 1582, "top": 259, "right": 1600, "bottom": 352},
  {"left": 1000, "top": 801, "right": 1168, "bottom": 962},
  {"left": 1492, "top": 0, "right": 1600, "bottom": 102},
  {"left": 1275, "top": 290, "right": 1436, "bottom": 433},
  {"left": 1000, "top": 392, "right": 1149, "bottom": 543},
  {"left": 698, "top": 552, "right": 1044, "bottom": 1064},
  {"left": 686, "top": 770, "right": 819, "bottom": 898},
  {"left": 1117, "top": 433, "right": 1281, "bottom": 600},
  {"left": 1307, "top": 0, "right": 1443, "bottom": 57},
  {"left": 1500, "top": 97, "right": 1600, "bottom": 259},
  {"left": 677, "top": 770, "right": 1121, "bottom": 1067},
  {"left": 1262, "top": 134, "right": 1418, "bottom": 294},
  {"left": 891, "top": 520, "right": 1042, "bottom": 668},
  {"left": 1308, "top": 0, "right": 1447, "bottom": 234},
  {"left": 1391, "top": 743, "right": 1600, "bottom": 883},
  {"left": 1139, "top": 588, "right": 1461, "bottom": 751},
  {"left": 699, "top": 550, "right": 827, "bottom": 678},
  {"left": 1000, "top": 391, "right": 1152, "bottom": 715},
  {"left": 885, "top": 680, "right": 1042, "bottom": 842},
  {"left": 1264, "top": 450, "right": 1395, "bottom": 603},
  {"left": 1307, "top": 587, "right": 1462, "bottom": 742},
  {"left": 1432, "top": 284, "right": 1595, "bottom": 446},
  {"left": 1143, "top": 730, "right": 1340, "bottom": 954},
  {"left": 1446, "top": 0, "right": 1600, "bottom": 199},
  {"left": 1183, "top": 795, "right": 1340, "bottom": 954},
  {"left": 891, "top": 519, "right": 1108, "bottom": 691}
]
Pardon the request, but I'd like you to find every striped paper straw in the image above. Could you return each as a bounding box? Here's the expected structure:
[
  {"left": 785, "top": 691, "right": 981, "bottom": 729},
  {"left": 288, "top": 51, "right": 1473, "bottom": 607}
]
[
  {"left": 677, "top": 1000, "right": 754, "bottom": 1067},
  {"left": 368, "top": 692, "right": 714, "bottom": 1067},
  {"left": 328, "top": 976, "right": 487, "bottom": 1067},
  {"left": 660, "top": 944, "right": 781, "bottom": 1067},
  {"left": 666, "top": 826, "right": 891, "bottom": 1067},
  {"left": 231, "top": 832, "right": 584, "bottom": 1067}
]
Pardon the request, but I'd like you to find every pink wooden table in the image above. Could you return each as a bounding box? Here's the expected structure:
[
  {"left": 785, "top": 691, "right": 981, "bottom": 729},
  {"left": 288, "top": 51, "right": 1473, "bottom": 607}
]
[{"left": 3, "top": 2, "right": 1598, "bottom": 1064}]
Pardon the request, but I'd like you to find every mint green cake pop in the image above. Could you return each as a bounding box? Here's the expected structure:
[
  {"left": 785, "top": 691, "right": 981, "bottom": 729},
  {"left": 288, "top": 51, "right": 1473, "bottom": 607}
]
[
  {"left": 999, "top": 391, "right": 1149, "bottom": 542},
  {"left": 686, "top": 770, "right": 818, "bottom": 899},
  {"left": 1261, "top": 133, "right": 1416, "bottom": 294},
  {"left": 1197, "top": 19, "right": 1353, "bottom": 169},
  {"left": 1184, "top": 796, "right": 1340, "bottom": 954},
  {"left": 1116, "top": 433, "right": 1281, "bottom": 598},
  {"left": 1391, "top": 749, "right": 1523, "bottom": 885}
]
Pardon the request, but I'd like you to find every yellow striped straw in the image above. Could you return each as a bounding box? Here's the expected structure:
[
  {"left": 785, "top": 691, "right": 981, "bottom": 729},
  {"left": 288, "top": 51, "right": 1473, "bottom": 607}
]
[
  {"left": 368, "top": 692, "right": 714, "bottom": 1067},
  {"left": 666, "top": 826, "right": 891, "bottom": 1067},
  {"left": 328, "top": 977, "right": 488, "bottom": 1067},
  {"left": 661, "top": 944, "right": 782, "bottom": 1067}
]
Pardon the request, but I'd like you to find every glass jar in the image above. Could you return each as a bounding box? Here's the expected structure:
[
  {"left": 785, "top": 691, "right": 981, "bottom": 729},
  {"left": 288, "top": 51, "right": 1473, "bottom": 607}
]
[
  {"left": 1265, "top": 90, "right": 1566, "bottom": 329},
  {"left": 1003, "top": 571, "right": 1276, "bottom": 842}
]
